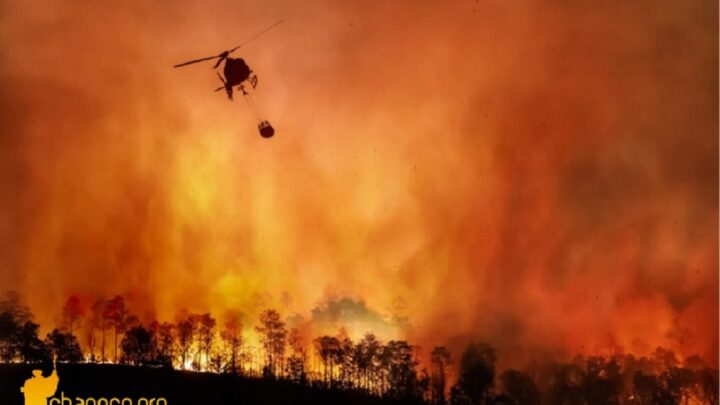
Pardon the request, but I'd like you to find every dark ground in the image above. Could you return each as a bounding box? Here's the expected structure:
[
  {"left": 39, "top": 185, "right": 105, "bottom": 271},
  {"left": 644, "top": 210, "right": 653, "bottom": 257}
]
[{"left": 0, "top": 364, "right": 423, "bottom": 405}]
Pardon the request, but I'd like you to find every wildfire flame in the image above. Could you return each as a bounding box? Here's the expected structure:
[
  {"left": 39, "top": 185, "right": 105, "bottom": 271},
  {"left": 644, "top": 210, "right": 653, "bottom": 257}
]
[{"left": 0, "top": 0, "right": 716, "bottom": 371}]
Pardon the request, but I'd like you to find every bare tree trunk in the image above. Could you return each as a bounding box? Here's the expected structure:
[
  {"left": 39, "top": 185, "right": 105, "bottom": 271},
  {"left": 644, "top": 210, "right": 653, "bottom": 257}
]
[
  {"left": 101, "top": 325, "right": 106, "bottom": 362},
  {"left": 113, "top": 328, "right": 118, "bottom": 363}
]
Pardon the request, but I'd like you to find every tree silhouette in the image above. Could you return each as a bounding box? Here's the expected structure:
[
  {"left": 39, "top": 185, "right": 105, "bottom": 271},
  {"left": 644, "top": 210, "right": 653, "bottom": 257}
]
[
  {"left": 45, "top": 328, "right": 83, "bottom": 362},
  {"left": 175, "top": 312, "right": 196, "bottom": 369},
  {"left": 220, "top": 313, "right": 243, "bottom": 375},
  {"left": 2, "top": 291, "right": 718, "bottom": 404},
  {"left": 431, "top": 346, "right": 452, "bottom": 404},
  {"left": 286, "top": 327, "right": 307, "bottom": 383},
  {"left": 17, "top": 319, "right": 47, "bottom": 362},
  {"left": 337, "top": 328, "right": 355, "bottom": 389},
  {"left": 633, "top": 371, "right": 674, "bottom": 404},
  {"left": 376, "top": 343, "right": 393, "bottom": 395},
  {"left": 417, "top": 368, "right": 431, "bottom": 403},
  {"left": 0, "top": 292, "right": 47, "bottom": 363},
  {"left": 314, "top": 335, "right": 341, "bottom": 386},
  {"left": 385, "top": 340, "right": 418, "bottom": 399},
  {"left": 452, "top": 342, "right": 496, "bottom": 404},
  {"left": 500, "top": 369, "right": 539, "bottom": 405},
  {"left": 256, "top": 309, "right": 287, "bottom": 378},
  {"left": 189, "top": 313, "right": 216, "bottom": 370},
  {"left": 150, "top": 321, "right": 175, "bottom": 367},
  {"left": 104, "top": 295, "right": 130, "bottom": 363},
  {"left": 62, "top": 295, "right": 84, "bottom": 337},
  {"left": 356, "top": 332, "right": 381, "bottom": 391},
  {"left": 91, "top": 297, "right": 108, "bottom": 362},
  {"left": 0, "top": 291, "right": 33, "bottom": 361},
  {"left": 546, "top": 362, "right": 585, "bottom": 404},
  {"left": 121, "top": 325, "right": 155, "bottom": 365},
  {"left": 698, "top": 368, "right": 719, "bottom": 405},
  {"left": 0, "top": 309, "right": 20, "bottom": 361},
  {"left": 583, "top": 356, "right": 622, "bottom": 405},
  {"left": 0, "top": 291, "right": 31, "bottom": 321}
]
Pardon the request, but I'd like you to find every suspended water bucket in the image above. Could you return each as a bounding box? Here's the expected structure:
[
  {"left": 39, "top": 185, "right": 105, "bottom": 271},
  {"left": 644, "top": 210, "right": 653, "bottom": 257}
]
[{"left": 258, "top": 120, "right": 275, "bottom": 138}]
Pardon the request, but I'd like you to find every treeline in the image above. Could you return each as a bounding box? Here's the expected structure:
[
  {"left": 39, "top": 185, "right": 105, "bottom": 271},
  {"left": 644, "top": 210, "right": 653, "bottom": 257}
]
[{"left": 0, "top": 292, "right": 717, "bottom": 404}]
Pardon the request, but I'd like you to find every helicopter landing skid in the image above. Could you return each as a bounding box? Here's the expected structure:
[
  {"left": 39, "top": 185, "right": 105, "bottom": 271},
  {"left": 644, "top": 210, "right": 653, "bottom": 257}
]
[{"left": 240, "top": 73, "right": 259, "bottom": 95}]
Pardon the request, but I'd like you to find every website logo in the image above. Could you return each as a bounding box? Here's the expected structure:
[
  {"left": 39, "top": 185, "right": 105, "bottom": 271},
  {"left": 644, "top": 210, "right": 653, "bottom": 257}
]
[
  {"left": 19, "top": 354, "right": 167, "bottom": 405},
  {"left": 20, "top": 355, "right": 59, "bottom": 405}
]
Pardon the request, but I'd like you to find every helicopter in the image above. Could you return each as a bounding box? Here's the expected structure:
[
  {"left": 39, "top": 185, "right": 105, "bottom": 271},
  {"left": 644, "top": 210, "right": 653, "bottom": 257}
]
[{"left": 173, "top": 21, "right": 282, "bottom": 138}]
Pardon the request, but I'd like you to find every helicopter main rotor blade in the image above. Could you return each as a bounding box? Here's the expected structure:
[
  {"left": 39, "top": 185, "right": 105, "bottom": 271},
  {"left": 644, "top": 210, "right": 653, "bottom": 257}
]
[
  {"left": 227, "top": 19, "right": 284, "bottom": 54},
  {"left": 174, "top": 20, "right": 283, "bottom": 68},
  {"left": 212, "top": 55, "right": 227, "bottom": 69},
  {"left": 173, "top": 54, "right": 221, "bottom": 68}
]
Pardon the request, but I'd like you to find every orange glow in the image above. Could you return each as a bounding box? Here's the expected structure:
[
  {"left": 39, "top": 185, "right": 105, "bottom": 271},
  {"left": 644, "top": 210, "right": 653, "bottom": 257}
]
[{"left": 0, "top": 0, "right": 716, "bottom": 370}]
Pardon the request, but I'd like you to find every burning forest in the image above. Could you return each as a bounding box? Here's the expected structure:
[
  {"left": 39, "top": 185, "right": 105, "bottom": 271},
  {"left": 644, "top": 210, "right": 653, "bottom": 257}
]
[
  {"left": 0, "top": 0, "right": 717, "bottom": 404},
  {"left": 0, "top": 291, "right": 717, "bottom": 404}
]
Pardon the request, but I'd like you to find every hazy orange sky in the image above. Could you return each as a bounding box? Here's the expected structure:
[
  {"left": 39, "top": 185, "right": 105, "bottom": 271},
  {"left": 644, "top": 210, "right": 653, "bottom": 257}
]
[{"left": 0, "top": 1, "right": 717, "bottom": 367}]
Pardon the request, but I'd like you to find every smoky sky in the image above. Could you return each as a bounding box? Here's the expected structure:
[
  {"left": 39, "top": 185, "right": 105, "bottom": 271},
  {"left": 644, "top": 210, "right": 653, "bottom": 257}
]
[{"left": 0, "top": 0, "right": 716, "bottom": 368}]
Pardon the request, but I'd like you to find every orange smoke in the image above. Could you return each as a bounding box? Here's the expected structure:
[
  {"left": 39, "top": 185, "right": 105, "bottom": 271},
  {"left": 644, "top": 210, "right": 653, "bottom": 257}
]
[{"left": 0, "top": 0, "right": 716, "bottom": 368}]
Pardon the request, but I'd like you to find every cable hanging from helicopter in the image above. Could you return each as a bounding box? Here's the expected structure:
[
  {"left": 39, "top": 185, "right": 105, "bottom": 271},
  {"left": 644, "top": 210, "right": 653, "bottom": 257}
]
[{"left": 173, "top": 20, "right": 283, "bottom": 138}]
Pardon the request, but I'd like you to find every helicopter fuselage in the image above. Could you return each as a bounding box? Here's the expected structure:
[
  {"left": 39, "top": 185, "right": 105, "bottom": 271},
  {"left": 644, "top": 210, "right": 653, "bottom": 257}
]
[{"left": 223, "top": 57, "right": 251, "bottom": 87}]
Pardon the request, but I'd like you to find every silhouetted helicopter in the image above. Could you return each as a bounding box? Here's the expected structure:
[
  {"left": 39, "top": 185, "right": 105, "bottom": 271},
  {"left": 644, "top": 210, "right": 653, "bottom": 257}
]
[{"left": 173, "top": 21, "right": 282, "bottom": 138}]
